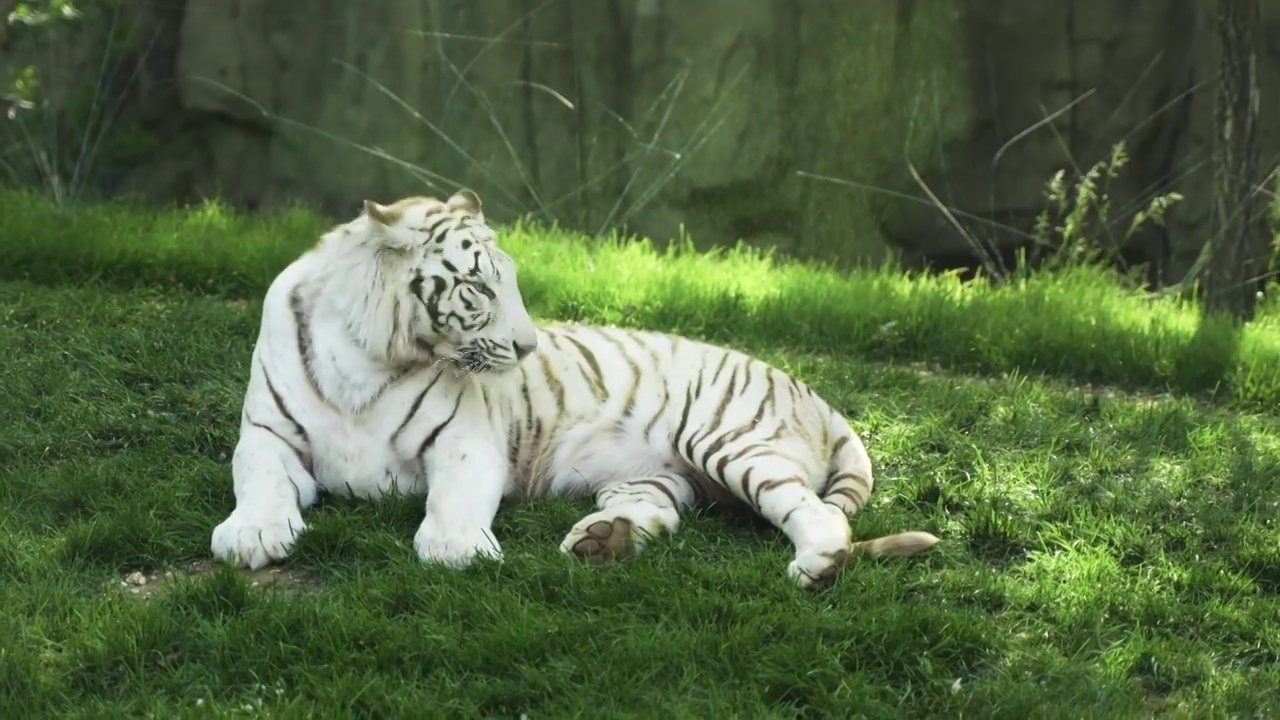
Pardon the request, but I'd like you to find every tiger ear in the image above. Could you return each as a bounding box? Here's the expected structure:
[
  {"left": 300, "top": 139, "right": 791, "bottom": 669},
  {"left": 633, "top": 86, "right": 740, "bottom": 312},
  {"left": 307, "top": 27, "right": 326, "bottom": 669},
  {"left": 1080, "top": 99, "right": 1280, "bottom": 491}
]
[
  {"left": 447, "top": 189, "right": 483, "bottom": 220},
  {"left": 364, "top": 199, "right": 391, "bottom": 226},
  {"left": 361, "top": 199, "right": 413, "bottom": 252}
]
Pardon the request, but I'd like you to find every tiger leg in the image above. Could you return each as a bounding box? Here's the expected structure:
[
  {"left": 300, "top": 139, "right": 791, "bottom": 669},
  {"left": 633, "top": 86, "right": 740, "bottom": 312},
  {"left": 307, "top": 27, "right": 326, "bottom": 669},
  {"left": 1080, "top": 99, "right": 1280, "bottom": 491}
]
[
  {"left": 821, "top": 425, "right": 941, "bottom": 558},
  {"left": 688, "top": 436, "right": 853, "bottom": 590},
  {"left": 212, "top": 388, "right": 319, "bottom": 571},
  {"left": 559, "top": 472, "right": 696, "bottom": 564},
  {"left": 820, "top": 427, "right": 874, "bottom": 515},
  {"left": 820, "top": 473, "right": 872, "bottom": 515}
]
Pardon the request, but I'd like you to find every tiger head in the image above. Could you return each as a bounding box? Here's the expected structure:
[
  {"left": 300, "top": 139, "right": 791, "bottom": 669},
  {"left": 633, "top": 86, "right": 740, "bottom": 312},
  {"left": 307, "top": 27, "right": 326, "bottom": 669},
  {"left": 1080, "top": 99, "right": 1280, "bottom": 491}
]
[{"left": 359, "top": 190, "right": 538, "bottom": 374}]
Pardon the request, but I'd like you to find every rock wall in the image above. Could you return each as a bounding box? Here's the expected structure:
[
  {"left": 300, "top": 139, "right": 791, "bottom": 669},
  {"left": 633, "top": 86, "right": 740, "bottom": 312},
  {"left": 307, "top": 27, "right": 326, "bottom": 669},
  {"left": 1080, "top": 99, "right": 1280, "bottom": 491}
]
[
  {"left": 886, "top": 0, "right": 1280, "bottom": 284},
  {"left": 163, "top": 0, "right": 969, "bottom": 267},
  {"left": 4, "top": 0, "right": 1279, "bottom": 283}
]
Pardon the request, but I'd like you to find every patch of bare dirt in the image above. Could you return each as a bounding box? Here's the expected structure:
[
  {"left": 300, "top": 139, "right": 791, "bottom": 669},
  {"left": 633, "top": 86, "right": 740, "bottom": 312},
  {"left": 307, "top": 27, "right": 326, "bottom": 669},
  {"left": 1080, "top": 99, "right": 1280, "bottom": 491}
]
[{"left": 112, "top": 560, "right": 322, "bottom": 600}]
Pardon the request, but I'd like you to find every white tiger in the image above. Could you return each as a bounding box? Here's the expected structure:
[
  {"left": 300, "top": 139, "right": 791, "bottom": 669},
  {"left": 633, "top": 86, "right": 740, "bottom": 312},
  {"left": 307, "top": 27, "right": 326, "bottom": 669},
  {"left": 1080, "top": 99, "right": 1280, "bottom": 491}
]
[{"left": 209, "top": 190, "right": 939, "bottom": 590}]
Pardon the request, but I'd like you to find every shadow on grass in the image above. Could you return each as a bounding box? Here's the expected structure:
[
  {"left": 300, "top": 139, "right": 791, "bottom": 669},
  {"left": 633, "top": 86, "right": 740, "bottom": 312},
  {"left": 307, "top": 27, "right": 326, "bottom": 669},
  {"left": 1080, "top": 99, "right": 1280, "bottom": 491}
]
[{"left": 1174, "top": 311, "right": 1245, "bottom": 404}]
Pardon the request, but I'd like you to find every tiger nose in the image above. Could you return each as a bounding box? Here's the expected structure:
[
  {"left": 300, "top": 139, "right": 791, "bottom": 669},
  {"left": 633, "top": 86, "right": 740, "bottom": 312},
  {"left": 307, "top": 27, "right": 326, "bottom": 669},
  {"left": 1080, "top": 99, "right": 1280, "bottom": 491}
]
[{"left": 513, "top": 340, "right": 535, "bottom": 360}]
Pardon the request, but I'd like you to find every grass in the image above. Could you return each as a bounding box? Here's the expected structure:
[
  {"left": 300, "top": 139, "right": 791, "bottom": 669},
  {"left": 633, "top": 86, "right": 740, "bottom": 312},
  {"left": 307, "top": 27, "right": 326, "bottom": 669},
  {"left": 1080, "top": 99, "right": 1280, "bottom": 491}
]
[
  {"left": 2, "top": 192, "right": 1280, "bottom": 716},
  {"left": 4, "top": 190, "right": 1280, "bottom": 410}
]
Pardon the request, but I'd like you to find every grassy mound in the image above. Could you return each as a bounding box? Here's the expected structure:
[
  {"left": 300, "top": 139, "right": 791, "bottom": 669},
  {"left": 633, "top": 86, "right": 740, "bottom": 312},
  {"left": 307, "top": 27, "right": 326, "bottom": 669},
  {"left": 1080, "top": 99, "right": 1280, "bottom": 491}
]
[
  {"left": 3, "top": 190, "right": 1280, "bottom": 408},
  {"left": 3, "top": 190, "right": 1280, "bottom": 714},
  {"left": 2, "top": 279, "right": 1278, "bottom": 716}
]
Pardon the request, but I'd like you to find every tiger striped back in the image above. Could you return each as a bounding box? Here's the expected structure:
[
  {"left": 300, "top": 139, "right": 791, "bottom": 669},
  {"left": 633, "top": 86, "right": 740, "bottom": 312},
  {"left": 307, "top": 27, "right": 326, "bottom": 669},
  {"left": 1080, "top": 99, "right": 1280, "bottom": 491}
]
[{"left": 475, "top": 324, "right": 940, "bottom": 588}]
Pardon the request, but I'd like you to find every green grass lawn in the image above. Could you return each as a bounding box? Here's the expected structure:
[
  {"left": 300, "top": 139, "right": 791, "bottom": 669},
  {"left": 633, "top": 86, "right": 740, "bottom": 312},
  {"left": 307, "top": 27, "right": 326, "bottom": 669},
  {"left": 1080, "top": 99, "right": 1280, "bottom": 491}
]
[{"left": 2, "top": 193, "right": 1280, "bottom": 716}]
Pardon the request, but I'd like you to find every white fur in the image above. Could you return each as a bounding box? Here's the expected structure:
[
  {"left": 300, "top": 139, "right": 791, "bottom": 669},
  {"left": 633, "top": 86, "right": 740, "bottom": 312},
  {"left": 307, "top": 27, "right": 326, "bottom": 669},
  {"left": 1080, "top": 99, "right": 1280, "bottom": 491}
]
[{"left": 210, "top": 194, "right": 938, "bottom": 589}]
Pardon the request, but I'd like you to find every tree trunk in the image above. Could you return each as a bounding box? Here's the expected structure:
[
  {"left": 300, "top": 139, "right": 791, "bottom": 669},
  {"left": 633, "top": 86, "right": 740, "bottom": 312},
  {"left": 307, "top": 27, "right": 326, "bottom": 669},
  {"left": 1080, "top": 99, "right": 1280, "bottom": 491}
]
[
  {"left": 1202, "top": 0, "right": 1271, "bottom": 321},
  {"left": 0, "top": 1, "right": 14, "bottom": 47}
]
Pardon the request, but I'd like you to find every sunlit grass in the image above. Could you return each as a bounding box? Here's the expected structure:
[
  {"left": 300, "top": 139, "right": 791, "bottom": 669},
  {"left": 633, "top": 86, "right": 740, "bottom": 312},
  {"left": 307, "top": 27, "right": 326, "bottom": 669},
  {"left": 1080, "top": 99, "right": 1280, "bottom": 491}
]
[{"left": 3, "top": 190, "right": 1280, "bottom": 408}]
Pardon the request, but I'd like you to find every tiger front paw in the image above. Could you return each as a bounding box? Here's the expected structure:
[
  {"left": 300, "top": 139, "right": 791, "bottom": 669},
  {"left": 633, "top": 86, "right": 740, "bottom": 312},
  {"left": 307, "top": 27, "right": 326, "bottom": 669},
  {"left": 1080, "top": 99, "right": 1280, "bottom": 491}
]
[
  {"left": 211, "top": 509, "right": 306, "bottom": 570},
  {"left": 413, "top": 518, "right": 503, "bottom": 568}
]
